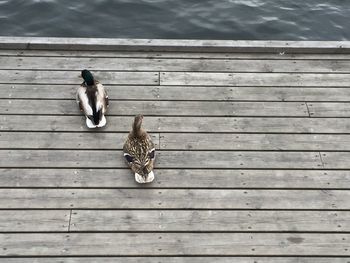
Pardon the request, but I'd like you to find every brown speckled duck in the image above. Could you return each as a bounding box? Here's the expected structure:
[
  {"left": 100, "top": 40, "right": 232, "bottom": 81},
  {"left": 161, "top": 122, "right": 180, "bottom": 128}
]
[
  {"left": 76, "top": 69, "right": 109, "bottom": 128},
  {"left": 123, "top": 115, "right": 155, "bottom": 183}
]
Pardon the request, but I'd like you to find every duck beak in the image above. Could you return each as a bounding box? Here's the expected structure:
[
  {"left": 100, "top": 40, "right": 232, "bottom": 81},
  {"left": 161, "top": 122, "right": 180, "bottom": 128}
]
[
  {"left": 145, "top": 171, "right": 155, "bottom": 183},
  {"left": 135, "top": 173, "right": 146, "bottom": 184},
  {"left": 135, "top": 171, "right": 154, "bottom": 184}
]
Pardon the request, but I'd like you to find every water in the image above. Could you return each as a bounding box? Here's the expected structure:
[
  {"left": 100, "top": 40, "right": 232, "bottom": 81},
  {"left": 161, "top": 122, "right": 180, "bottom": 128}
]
[{"left": 0, "top": 0, "right": 349, "bottom": 40}]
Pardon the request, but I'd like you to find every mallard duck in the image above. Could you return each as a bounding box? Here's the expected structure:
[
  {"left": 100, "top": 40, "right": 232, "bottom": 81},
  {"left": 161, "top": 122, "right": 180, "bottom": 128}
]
[
  {"left": 76, "top": 69, "right": 109, "bottom": 128},
  {"left": 123, "top": 115, "right": 155, "bottom": 183}
]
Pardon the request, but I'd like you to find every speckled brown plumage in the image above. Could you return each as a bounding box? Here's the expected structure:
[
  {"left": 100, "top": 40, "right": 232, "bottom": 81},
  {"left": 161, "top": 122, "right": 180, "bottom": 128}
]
[{"left": 123, "top": 115, "right": 155, "bottom": 183}]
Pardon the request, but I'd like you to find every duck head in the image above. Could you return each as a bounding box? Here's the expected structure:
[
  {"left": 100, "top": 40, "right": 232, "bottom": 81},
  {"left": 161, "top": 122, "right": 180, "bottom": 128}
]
[
  {"left": 81, "top": 69, "right": 95, "bottom": 86},
  {"left": 124, "top": 150, "right": 155, "bottom": 184}
]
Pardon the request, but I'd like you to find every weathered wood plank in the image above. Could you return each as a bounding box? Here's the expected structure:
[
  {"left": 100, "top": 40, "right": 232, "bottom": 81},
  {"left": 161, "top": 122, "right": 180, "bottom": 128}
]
[
  {"left": 1, "top": 116, "right": 347, "bottom": 133},
  {"left": 2, "top": 84, "right": 350, "bottom": 102},
  {"left": 0, "top": 189, "right": 347, "bottom": 209},
  {"left": 0, "top": 70, "right": 159, "bottom": 85},
  {"left": 2, "top": 57, "right": 350, "bottom": 73},
  {"left": 70, "top": 210, "right": 350, "bottom": 232},
  {"left": 1, "top": 233, "right": 350, "bottom": 256},
  {"left": 1, "top": 150, "right": 322, "bottom": 169},
  {"left": 308, "top": 103, "right": 350, "bottom": 117},
  {"left": 4, "top": 49, "right": 350, "bottom": 60},
  {"left": 161, "top": 72, "right": 350, "bottom": 86},
  {"left": 160, "top": 133, "right": 350, "bottom": 151},
  {"left": 0, "top": 100, "right": 309, "bottom": 116},
  {"left": 157, "top": 151, "right": 322, "bottom": 169},
  {"left": 0, "top": 210, "right": 69, "bottom": 232},
  {"left": 2, "top": 70, "right": 349, "bottom": 87},
  {"left": 155, "top": 117, "right": 350, "bottom": 133},
  {"left": 17, "top": 132, "right": 350, "bottom": 152},
  {"left": 0, "top": 116, "right": 149, "bottom": 132},
  {"left": 0, "top": 169, "right": 347, "bottom": 189},
  {"left": 1, "top": 37, "right": 349, "bottom": 52},
  {"left": 3, "top": 257, "right": 350, "bottom": 263},
  {"left": 0, "top": 132, "right": 159, "bottom": 149},
  {"left": 322, "top": 152, "right": 350, "bottom": 169}
]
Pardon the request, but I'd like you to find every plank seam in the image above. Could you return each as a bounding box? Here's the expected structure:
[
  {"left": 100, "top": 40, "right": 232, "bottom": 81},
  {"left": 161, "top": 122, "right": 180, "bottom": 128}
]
[
  {"left": 1, "top": 231, "right": 350, "bottom": 234},
  {"left": 1, "top": 256, "right": 350, "bottom": 258},
  {"left": 68, "top": 209, "right": 72, "bottom": 233},
  {"left": 6, "top": 68, "right": 350, "bottom": 74},
  {"left": 319, "top": 152, "right": 325, "bottom": 168},
  {"left": 305, "top": 102, "right": 311, "bottom": 117},
  {"left": 2, "top": 208, "right": 350, "bottom": 211},
  {"left": 3, "top": 148, "right": 350, "bottom": 152},
  {"left": 3, "top": 131, "right": 350, "bottom": 135}
]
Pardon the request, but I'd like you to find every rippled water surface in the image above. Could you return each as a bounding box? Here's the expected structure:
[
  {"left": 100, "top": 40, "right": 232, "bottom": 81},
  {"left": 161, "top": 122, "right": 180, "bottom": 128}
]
[{"left": 0, "top": 0, "right": 349, "bottom": 40}]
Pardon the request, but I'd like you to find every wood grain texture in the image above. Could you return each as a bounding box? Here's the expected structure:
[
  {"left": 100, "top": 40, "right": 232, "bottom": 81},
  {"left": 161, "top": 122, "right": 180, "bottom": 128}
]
[
  {"left": 1, "top": 150, "right": 322, "bottom": 169},
  {"left": 0, "top": 210, "right": 69, "bottom": 232},
  {"left": 0, "top": 233, "right": 349, "bottom": 256},
  {"left": 3, "top": 257, "right": 350, "bottom": 263},
  {"left": 156, "top": 151, "right": 322, "bottom": 169},
  {"left": 1, "top": 84, "right": 349, "bottom": 101},
  {"left": 2, "top": 56, "right": 350, "bottom": 73},
  {"left": 161, "top": 72, "right": 350, "bottom": 86},
  {"left": 0, "top": 100, "right": 309, "bottom": 116},
  {"left": 0, "top": 169, "right": 347, "bottom": 189},
  {"left": 0, "top": 132, "right": 159, "bottom": 149},
  {"left": 1, "top": 116, "right": 347, "bottom": 133},
  {"left": 3, "top": 48, "right": 350, "bottom": 59},
  {"left": 308, "top": 102, "right": 350, "bottom": 117},
  {"left": 322, "top": 152, "right": 350, "bottom": 169},
  {"left": 70, "top": 210, "right": 350, "bottom": 232},
  {"left": 0, "top": 70, "right": 159, "bottom": 85},
  {"left": 1, "top": 37, "right": 349, "bottom": 52},
  {"left": 0, "top": 189, "right": 347, "bottom": 209},
  {"left": 160, "top": 133, "right": 350, "bottom": 151}
]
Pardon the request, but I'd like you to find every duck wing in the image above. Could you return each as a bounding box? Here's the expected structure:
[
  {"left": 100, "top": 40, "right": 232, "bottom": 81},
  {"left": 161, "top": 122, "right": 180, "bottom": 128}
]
[{"left": 76, "top": 86, "right": 93, "bottom": 116}]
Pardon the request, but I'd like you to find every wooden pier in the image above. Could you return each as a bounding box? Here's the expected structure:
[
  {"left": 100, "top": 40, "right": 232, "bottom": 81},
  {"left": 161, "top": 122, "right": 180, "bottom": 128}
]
[{"left": 0, "top": 37, "right": 350, "bottom": 262}]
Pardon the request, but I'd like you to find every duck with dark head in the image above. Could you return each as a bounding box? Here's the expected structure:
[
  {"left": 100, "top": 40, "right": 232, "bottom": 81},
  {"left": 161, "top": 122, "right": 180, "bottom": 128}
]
[
  {"left": 76, "top": 69, "right": 109, "bottom": 128},
  {"left": 123, "top": 115, "right": 155, "bottom": 183}
]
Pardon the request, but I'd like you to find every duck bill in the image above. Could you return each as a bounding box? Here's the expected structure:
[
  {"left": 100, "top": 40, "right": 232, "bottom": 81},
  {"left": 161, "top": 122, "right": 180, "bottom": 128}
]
[
  {"left": 85, "top": 117, "right": 97, "bottom": 129},
  {"left": 135, "top": 171, "right": 154, "bottom": 184}
]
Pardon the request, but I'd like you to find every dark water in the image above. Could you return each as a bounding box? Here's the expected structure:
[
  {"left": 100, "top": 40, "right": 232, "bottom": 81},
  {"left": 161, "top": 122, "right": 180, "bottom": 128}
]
[{"left": 0, "top": 0, "right": 349, "bottom": 40}]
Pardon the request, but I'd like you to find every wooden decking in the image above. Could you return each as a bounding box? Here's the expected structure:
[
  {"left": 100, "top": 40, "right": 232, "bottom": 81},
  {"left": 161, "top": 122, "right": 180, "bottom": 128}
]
[{"left": 0, "top": 37, "right": 350, "bottom": 262}]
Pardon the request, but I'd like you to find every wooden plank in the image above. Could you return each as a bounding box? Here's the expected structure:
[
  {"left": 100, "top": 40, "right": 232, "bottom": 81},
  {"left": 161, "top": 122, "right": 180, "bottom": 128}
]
[
  {"left": 0, "top": 189, "right": 347, "bottom": 209},
  {"left": 0, "top": 150, "right": 322, "bottom": 169},
  {"left": 308, "top": 103, "right": 350, "bottom": 117},
  {"left": 2, "top": 70, "right": 349, "bottom": 87},
  {"left": 2, "top": 84, "right": 350, "bottom": 102},
  {"left": 0, "top": 70, "right": 159, "bottom": 85},
  {"left": 161, "top": 72, "right": 350, "bottom": 86},
  {"left": 0, "top": 132, "right": 159, "bottom": 149},
  {"left": 0, "top": 169, "right": 348, "bottom": 189},
  {"left": 1, "top": 116, "right": 347, "bottom": 133},
  {"left": 4, "top": 49, "right": 350, "bottom": 60},
  {"left": 2, "top": 57, "right": 350, "bottom": 73},
  {"left": 156, "top": 151, "right": 322, "bottom": 169},
  {"left": 0, "top": 100, "right": 308, "bottom": 116},
  {"left": 0, "top": 210, "right": 69, "bottom": 232},
  {"left": 1, "top": 37, "right": 349, "bottom": 52},
  {"left": 322, "top": 152, "right": 350, "bottom": 169},
  {"left": 3, "top": 257, "right": 350, "bottom": 263},
  {"left": 0, "top": 116, "right": 149, "bottom": 132},
  {"left": 1, "top": 233, "right": 350, "bottom": 256},
  {"left": 160, "top": 133, "right": 350, "bottom": 151},
  {"left": 155, "top": 116, "right": 350, "bottom": 133},
  {"left": 70, "top": 210, "right": 350, "bottom": 232}
]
